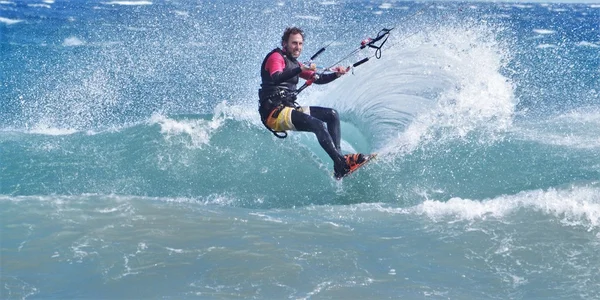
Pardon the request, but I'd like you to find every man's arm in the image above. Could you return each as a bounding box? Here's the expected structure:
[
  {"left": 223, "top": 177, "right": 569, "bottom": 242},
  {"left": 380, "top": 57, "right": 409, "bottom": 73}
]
[
  {"left": 300, "top": 65, "right": 350, "bottom": 85},
  {"left": 265, "top": 52, "right": 302, "bottom": 84},
  {"left": 313, "top": 73, "right": 338, "bottom": 85}
]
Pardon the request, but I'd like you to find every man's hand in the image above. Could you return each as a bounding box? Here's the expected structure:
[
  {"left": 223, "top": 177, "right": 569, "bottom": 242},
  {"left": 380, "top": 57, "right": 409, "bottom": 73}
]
[
  {"left": 301, "top": 63, "right": 317, "bottom": 72},
  {"left": 332, "top": 66, "right": 350, "bottom": 77}
]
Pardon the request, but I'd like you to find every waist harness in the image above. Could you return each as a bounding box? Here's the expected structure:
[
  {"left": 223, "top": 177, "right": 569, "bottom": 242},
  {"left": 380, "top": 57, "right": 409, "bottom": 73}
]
[{"left": 258, "top": 88, "right": 300, "bottom": 139}]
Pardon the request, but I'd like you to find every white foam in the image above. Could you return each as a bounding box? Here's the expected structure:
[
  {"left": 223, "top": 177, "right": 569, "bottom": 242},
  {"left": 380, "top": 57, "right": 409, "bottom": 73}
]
[
  {"left": 320, "top": 1, "right": 336, "bottom": 5},
  {"left": 27, "top": 3, "right": 50, "bottom": 8},
  {"left": 576, "top": 41, "right": 600, "bottom": 48},
  {"left": 0, "top": 17, "right": 23, "bottom": 25},
  {"left": 150, "top": 113, "right": 221, "bottom": 148},
  {"left": 513, "top": 4, "right": 533, "bottom": 9},
  {"left": 149, "top": 102, "right": 235, "bottom": 148},
  {"left": 249, "top": 212, "right": 285, "bottom": 223},
  {"left": 165, "top": 247, "right": 185, "bottom": 254},
  {"left": 413, "top": 186, "right": 600, "bottom": 230},
  {"left": 173, "top": 10, "right": 188, "bottom": 17},
  {"left": 404, "top": 25, "right": 514, "bottom": 151},
  {"left": 27, "top": 124, "right": 78, "bottom": 135},
  {"left": 102, "top": 1, "right": 152, "bottom": 5},
  {"left": 322, "top": 22, "right": 514, "bottom": 155},
  {"left": 515, "top": 110, "right": 600, "bottom": 149},
  {"left": 489, "top": 13, "right": 512, "bottom": 19},
  {"left": 296, "top": 15, "right": 321, "bottom": 21},
  {"left": 533, "top": 29, "right": 556, "bottom": 35},
  {"left": 379, "top": 3, "right": 392, "bottom": 9},
  {"left": 63, "top": 36, "right": 85, "bottom": 46},
  {"left": 536, "top": 43, "right": 557, "bottom": 49}
]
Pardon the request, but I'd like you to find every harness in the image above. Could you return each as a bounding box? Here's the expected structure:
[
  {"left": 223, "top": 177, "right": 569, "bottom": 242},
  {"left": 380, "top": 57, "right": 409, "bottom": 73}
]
[{"left": 258, "top": 48, "right": 303, "bottom": 139}]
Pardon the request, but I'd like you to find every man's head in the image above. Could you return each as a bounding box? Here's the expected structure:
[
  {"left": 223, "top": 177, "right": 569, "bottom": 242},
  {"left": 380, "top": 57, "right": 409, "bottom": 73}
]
[{"left": 281, "top": 27, "right": 304, "bottom": 59}]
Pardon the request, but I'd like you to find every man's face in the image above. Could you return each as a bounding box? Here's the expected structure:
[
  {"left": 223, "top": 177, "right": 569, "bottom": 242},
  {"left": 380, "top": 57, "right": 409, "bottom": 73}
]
[{"left": 283, "top": 33, "right": 304, "bottom": 59}]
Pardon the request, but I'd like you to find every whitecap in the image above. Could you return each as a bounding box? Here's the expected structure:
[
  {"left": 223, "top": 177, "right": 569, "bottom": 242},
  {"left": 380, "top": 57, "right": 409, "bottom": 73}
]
[
  {"left": 173, "top": 10, "right": 188, "bottom": 16},
  {"left": 63, "top": 36, "right": 85, "bottom": 46},
  {"left": 413, "top": 186, "right": 600, "bottom": 230},
  {"left": 0, "top": 17, "right": 23, "bottom": 25},
  {"left": 149, "top": 111, "right": 224, "bottom": 148},
  {"left": 28, "top": 124, "right": 78, "bottom": 135},
  {"left": 27, "top": 3, "right": 51, "bottom": 8},
  {"left": 576, "top": 41, "right": 600, "bottom": 48},
  {"left": 102, "top": 1, "right": 152, "bottom": 5},
  {"left": 536, "top": 43, "right": 557, "bottom": 49},
  {"left": 296, "top": 15, "right": 321, "bottom": 21},
  {"left": 513, "top": 4, "right": 533, "bottom": 9},
  {"left": 533, "top": 28, "right": 555, "bottom": 35},
  {"left": 550, "top": 8, "right": 568, "bottom": 12}
]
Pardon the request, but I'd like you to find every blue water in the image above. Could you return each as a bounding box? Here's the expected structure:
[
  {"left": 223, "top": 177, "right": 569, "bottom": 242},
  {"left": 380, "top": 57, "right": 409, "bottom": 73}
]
[{"left": 2, "top": 0, "right": 600, "bottom": 299}]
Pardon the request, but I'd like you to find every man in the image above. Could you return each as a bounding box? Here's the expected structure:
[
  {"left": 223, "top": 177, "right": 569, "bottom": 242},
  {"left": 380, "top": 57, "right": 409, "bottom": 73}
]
[{"left": 258, "top": 26, "right": 366, "bottom": 179}]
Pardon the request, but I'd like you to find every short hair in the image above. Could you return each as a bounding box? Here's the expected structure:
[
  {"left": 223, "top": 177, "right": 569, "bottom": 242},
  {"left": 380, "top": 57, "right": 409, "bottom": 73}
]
[{"left": 281, "top": 27, "right": 304, "bottom": 44}]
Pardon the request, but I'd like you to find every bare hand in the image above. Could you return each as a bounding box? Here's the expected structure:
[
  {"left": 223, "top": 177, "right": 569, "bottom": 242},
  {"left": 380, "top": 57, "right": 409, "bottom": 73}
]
[
  {"left": 301, "top": 63, "right": 317, "bottom": 72},
  {"left": 333, "top": 66, "right": 350, "bottom": 77}
]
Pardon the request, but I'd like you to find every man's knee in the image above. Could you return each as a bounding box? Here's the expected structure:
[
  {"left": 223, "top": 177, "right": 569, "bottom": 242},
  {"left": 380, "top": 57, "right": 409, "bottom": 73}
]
[
  {"left": 330, "top": 108, "right": 339, "bottom": 121},
  {"left": 308, "top": 118, "right": 328, "bottom": 133}
]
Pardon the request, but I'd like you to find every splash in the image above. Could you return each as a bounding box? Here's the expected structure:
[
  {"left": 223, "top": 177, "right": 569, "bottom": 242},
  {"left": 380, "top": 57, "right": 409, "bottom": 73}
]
[{"left": 312, "top": 20, "right": 515, "bottom": 155}]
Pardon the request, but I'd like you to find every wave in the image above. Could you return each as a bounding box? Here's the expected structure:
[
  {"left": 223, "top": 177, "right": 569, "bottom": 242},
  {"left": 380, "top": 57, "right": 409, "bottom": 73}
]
[
  {"left": 2, "top": 5, "right": 598, "bottom": 209},
  {"left": 414, "top": 185, "right": 600, "bottom": 229},
  {"left": 2, "top": 183, "right": 599, "bottom": 231},
  {"left": 2, "top": 101, "right": 599, "bottom": 209}
]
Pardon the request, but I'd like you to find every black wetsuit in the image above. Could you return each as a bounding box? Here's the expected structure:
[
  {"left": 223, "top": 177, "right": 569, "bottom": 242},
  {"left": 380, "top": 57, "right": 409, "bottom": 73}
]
[{"left": 258, "top": 48, "right": 348, "bottom": 174}]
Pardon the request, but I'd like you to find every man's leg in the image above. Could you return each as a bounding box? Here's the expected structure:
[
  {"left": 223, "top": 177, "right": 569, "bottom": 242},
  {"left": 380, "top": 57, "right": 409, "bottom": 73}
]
[
  {"left": 291, "top": 109, "right": 347, "bottom": 174},
  {"left": 306, "top": 106, "right": 342, "bottom": 151}
]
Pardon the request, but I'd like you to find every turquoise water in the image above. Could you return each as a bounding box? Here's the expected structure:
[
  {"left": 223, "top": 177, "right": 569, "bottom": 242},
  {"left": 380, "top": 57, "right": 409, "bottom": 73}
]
[{"left": 2, "top": 0, "right": 600, "bottom": 298}]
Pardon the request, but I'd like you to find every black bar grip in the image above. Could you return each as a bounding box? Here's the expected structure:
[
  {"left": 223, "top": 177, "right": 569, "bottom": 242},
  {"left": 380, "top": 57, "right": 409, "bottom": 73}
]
[
  {"left": 310, "top": 48, "right": 326, "bottom": 61},
  {"left": 353, "top": 57, "right": 369, "bottom": 67}
]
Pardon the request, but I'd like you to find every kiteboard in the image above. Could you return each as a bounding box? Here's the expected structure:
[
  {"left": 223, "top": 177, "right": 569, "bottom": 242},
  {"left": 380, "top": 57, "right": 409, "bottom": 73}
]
[{"left": 335, "top": 153, "right": 377, "bottom": 180}]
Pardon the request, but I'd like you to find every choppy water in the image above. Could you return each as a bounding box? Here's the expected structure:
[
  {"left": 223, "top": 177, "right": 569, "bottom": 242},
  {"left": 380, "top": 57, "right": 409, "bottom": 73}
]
[{"left": 2, "top": 0, "right": 600, "bottom": 299}]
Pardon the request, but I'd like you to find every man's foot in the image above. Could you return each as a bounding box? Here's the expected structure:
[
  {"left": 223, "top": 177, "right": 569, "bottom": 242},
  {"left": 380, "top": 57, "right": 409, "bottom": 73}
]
[
  {"left": 334, "top": 153, "right": 367, "bottom": 179},
  {"left": 345, "top": 153, "right": 367, "bottom": 172},
  {"left": 334, "top": 164, "right": 349, "bottom": 179}
]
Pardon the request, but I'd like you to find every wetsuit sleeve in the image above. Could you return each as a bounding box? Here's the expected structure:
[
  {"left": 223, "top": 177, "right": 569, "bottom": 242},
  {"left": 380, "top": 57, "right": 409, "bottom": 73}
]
[
  {"left": 265, "top": 52, "right": 302, "bottom": 84},
  {"left": 313, "top": 72, "right": 338, "bottom": 85},
  {"left": 299, "top": 67, "right": 315, "bottom": 80},
  {"left": 298, "top": 64, "right": 337, "bottom": 84}
]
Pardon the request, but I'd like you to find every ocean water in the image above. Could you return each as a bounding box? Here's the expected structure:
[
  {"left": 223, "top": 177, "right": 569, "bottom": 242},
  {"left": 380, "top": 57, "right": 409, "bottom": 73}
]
[{"left": 1, "top": 0, "right": 600, "bottom": 299}]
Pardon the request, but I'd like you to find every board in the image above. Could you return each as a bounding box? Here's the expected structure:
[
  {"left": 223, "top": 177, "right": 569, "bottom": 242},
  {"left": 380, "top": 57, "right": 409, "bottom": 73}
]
[{"left": 335, "top": 153, "right": 377, "bottom": 180}]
